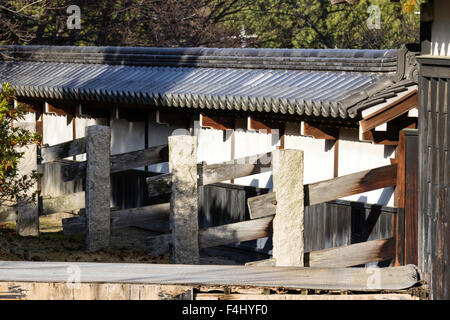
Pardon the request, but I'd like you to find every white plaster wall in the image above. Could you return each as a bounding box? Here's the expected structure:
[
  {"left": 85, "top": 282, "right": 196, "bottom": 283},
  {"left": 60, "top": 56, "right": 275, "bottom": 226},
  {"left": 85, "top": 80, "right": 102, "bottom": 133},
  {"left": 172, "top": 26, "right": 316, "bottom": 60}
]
[
  {"left": 338, "top": 128, "right": 395, "bottom": 206},
  {"left": 196, "top": 127, "right": 232, "bottom": 165},
  {"left": 233, "top": 129, "right": 277, "bottom": 188},
  {"left": 431, "top": 0, "right": 450, "bottom": 56},
  {"left": 147, "top": 119, "right": 180, "bottom": 173},
  {"left": 284, "top": 123, "right": 335, "bottom": 184},
  {"left": 43, "top": 114, "right": 73, "bottom": 146},
  {"left": 74, "top": 116, "right": 104, "bottom": 161}
]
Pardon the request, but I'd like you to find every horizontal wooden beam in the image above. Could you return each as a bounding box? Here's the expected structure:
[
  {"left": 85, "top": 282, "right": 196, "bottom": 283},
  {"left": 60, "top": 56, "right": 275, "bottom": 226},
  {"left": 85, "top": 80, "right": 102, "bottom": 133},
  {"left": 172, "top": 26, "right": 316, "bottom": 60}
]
[
  {"left": 245, "top": 238, "right": 395, "bottom": 268},
  {"left": 147, "top": 153, "right": 272, "bottom": 197},
  {"left": 41, "top": 192, "right": 85, "bottom": 215},
  {"left": 248, "top": 164, "right": 398, "bottom": 219},
  {"left": 248, "top": 117, "right": 282, "bottom": 134},
  {"left": 200, "top": 152, "right": 272, "bottom": 186},
  {"left": 306, "top": 238, "right": 396, "bottom": 268},
  {"left": 147, "top": 173, "right": 172, "bottom": 197},
  {"left": 63, "top": 144, "right": 169, "bottom": 182},
  {"left": 41, "top": 137, "right": 86, "bottom": 164},
  {"left": 359, "top": 90, "right": 418, "bottom": 133},
  {"left": 62, "top": 203, "right": 171, "bottom": 235},
  {"left": 147, "top": 217, "right": 273, "bottom": 256},
  {"left": 302, "top": 122, "right": 339, "bottom": 140}
]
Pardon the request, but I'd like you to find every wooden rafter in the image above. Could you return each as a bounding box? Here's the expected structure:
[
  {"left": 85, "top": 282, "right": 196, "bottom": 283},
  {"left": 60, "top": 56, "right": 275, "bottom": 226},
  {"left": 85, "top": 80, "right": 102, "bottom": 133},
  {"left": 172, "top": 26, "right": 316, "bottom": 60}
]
[
  {"left": 359, "top": 90, "right": 418, "bottom": 133},
  {"left": 200, "top": 114, "right": 234, "bottom": 130}
]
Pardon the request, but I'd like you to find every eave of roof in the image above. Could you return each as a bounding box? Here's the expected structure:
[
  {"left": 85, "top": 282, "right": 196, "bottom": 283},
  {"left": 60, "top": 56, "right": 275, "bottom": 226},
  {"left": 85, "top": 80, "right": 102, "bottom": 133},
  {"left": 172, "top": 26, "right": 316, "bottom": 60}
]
[{"left": 0, "top": 45, "right": 417, "bottom": 121}]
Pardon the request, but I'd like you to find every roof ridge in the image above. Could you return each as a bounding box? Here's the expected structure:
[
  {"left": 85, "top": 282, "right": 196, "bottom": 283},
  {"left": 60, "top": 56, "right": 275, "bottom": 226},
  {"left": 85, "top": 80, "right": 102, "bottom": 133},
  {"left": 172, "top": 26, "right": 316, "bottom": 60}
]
[{"left": 0, "top": 45, "right": 398, "bottom": 73}]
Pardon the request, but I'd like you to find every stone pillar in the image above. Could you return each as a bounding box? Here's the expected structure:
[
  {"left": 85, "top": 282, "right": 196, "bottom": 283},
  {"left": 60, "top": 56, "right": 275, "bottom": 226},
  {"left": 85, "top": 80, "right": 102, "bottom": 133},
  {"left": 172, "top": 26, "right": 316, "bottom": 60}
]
[
  {"left": 272, "top": 149, "right": 304, "bottom": 267},
  {"left": 168, "top": 135, "right": 199, "bottom": 264},
  {"left": 16, "top": 122, "right": 39, "bottom": 236},
  {"left": 85, "top": 125, "right": 111, "bottom": 252}
]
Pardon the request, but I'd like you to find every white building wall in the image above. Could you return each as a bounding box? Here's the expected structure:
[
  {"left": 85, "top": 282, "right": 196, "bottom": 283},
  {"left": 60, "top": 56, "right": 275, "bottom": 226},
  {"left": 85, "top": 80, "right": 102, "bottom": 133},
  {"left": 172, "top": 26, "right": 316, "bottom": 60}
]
[
  {"left": 284, "top": 122, "right": 335, "bottom": 184},
  {"left": 233, "top": 129, "right": 278, "bottom": 188},
  {"left": 431, "top": 0, "right": 450, "bottom": 56},
  {"left": 338, "top": 128, "right": 395, "bottom": 206}
]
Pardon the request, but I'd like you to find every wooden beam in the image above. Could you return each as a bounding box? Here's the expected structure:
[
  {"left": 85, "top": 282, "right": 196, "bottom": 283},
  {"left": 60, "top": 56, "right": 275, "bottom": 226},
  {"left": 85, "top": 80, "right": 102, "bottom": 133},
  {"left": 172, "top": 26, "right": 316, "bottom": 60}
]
[
  {"left": 303, "top": 122, "right": 339, "bottom": 140},
  {"left": 147, "top": 216, "right": 273, "bottom": 256},
  {"left": 62, "top": 144, "right": 169, "bottom": 181},
  {"left": 147, "top": 173, "right": 172, "bottom": 197},
  {"left": 45, "top": 102, "right": 75, "bottom": 116},
  {"left": 248, "top": 164, "right": 398, "bottom": 219},
  {"left": 40, "top": 137, "right": 86, "bottom": 164},
  {"left": 395, "top": 129, "right": 419, "bottom": 266},
  {"left": 200, "top": 114, "right": 234, "bottom": 130},
  {"left": 199, "top": 152, "right": 272, "bottom": 185},
  {"left": 306, "top": 238, "right": 395, "bottom": 268},
  {"left": 248, "top": 117, "right": 282, "bottom": 134},
  {"left": 147, "top": 152, "right": 273, "bottom": 197},
  {"left": 361, "top": 115, "right": 418, "bottom": 145},
  {"left": 41, "top": 192, "right": 85, "bottom": 215},
  {"left": 359, "top": 90, "right": 418, "bottom": 133},
  {"left": 245, "top": 238, "right": 395, "bottom": 268},
  {"left": 62, "top": 203, "right": 171, "bottom": 235}
]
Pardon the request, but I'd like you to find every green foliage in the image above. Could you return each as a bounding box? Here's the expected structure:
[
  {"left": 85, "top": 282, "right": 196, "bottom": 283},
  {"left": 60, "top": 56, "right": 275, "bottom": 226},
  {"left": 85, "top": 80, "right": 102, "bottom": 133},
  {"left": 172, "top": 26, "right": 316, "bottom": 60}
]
[
  {"left": 0, "top": 0, "right": 422, "bottom": 49},
  {"left": 0, "top": 83, "right": 41, "bottom": 206},
  {"left": 225, "top": 0, "right": 421, "bottom": 49}
]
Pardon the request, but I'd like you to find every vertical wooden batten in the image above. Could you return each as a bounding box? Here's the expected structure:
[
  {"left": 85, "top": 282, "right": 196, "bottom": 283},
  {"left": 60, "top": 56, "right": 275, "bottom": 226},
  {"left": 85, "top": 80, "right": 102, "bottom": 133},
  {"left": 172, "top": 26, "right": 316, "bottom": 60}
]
[{"left": 394, "top": 129, "right": 419, "bottom": 266}]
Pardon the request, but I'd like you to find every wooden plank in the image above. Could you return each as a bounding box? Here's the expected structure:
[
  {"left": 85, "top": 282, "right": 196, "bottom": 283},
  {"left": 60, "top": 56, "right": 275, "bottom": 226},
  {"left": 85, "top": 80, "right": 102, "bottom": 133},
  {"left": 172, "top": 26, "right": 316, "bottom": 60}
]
[
  {"left": 248, "top": 192, "right": 277, "bottom": 219},
  {"left": 245, "top": 258, "right": 276, "bottom": 267},
  {"left": 198, "top": 216, "right": 273, "bottom": 249},
  {"left": 359, "top": 90, "right": 418, "bottom": 133},
  {"left": 303, "top": 122, "right": 339, "bottom": 140},
  {"left": 403, "top": 130, "right": 419, "bottom": 266},
  {"left": 0, "top": 262, "right": 420, "bottom": 291},
  {"left": 62, "top": 203, "right": 170, "bottom": 235},
  {"left": 200, "top": 152, "right": 272, "bottom": 185},
  {"left": 248, "top": 164, "right": 398, "bottom": 219},
  {"left": 41, "top": 192, "right": 85, "bottom": 215},
  {"left": 147, "top": 173, "right": 172, "bottom": 197},
  {"left": 147, "top": 217, "right": 273, "bottom": 256},
  {"left": 194, "top": 293, "right": 419, "bottom": 300},
  {"left": 306, "top": 238, "right": 396, "bottom": 268},
  {"left": 248, "top": 117, "right": 282, "bottom": 134},
  {"left": 41, "top": 137, "right": 86, "bottom": 164},
  {"left": 63, "top": 144, "right": 169, "bottom": 181},
  {"left": 147, "top": 153, "right": 273, "bottom": 196}
]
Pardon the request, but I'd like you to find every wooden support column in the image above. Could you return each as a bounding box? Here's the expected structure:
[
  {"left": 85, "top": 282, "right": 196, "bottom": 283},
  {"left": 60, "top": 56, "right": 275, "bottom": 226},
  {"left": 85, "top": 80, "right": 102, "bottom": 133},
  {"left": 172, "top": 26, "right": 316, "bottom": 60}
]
[
  {"left": 168, "top": 135, "right": 200, "bottom": 264},
  {"left": 85, "top": 125, "right": 111, "bottom": 252},
  {"left": 395, "top": 129, "right": 419, "bottom": 266},
  {"left": 16, "top": 122, "right": 39, "bottom": 236},
  {"left": 272, "top": 149, "right": 304, "bottom": 267}
]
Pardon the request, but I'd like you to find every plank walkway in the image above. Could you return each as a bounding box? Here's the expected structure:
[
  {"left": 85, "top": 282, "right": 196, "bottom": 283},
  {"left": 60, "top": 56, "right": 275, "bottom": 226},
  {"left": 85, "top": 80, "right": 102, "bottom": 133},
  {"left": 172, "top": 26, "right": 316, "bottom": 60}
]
[{"left": 0, "top": 261, "right": 419, "bottom": 291}]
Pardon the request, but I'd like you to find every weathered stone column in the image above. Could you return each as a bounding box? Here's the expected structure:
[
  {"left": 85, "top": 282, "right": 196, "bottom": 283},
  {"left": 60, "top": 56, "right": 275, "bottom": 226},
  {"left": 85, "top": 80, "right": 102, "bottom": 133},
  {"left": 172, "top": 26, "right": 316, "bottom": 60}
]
[
  {"left": 85, "top": 125, "right": 111, "bottom": 252},
  {"left": 168, "top": 135, "right": 199, "bottom": 264},
  {"left": 272, "top": 149, "right": 304, "bottom": 266},
  {"left": 16, "top": 122, "right": 39, "bottom": 236}
]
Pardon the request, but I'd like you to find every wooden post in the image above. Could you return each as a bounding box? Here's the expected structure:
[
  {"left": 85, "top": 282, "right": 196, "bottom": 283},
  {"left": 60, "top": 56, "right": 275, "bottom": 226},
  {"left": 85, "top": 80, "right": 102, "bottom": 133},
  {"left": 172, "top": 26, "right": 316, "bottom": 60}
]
[
  {"left": 16, "top": 122, "right": 39, "bottom": 236},
  {"left": 272, "top": 149, "right": 304, "bottom": 267},
  {"left": 168, "top": 135, "right": 199, "bottom": 264},
  {"left": 395, "top": 129, "right": 419, "bottom": 266},
  {"left": 85, "top": 125, "right": 111, "bottom": 252}
]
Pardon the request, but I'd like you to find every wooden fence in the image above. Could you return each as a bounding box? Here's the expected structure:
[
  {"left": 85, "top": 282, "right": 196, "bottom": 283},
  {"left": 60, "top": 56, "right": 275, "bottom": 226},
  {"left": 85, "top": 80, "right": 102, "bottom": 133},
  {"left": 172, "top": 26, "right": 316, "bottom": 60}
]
[
  {"left": 1, "top": 125, "right": 418, "bottom": 270},
  {"left": 143, "top": 134, "right": 411, "bottom": 268}
]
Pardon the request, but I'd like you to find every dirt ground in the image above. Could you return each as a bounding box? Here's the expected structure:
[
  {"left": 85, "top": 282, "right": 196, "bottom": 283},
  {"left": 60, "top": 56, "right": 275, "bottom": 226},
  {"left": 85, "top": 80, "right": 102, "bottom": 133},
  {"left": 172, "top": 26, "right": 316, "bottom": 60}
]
[{"left": 0, "top": 216, "right": 240, "bottom": 265}]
